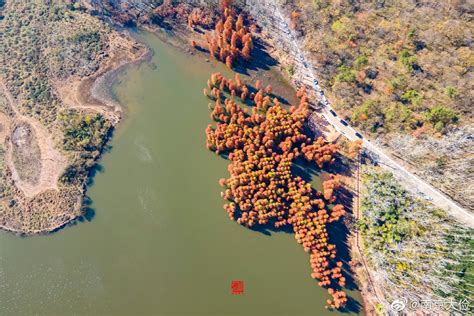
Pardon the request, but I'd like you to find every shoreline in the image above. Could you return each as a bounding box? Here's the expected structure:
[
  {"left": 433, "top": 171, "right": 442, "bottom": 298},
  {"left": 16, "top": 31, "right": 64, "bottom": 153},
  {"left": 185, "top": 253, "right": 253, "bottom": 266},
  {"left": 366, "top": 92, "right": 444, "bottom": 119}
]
[
  {"left": 143, "top": 21, "right": 372, "bottom": 314},
  {"left": 242, "top": 11, "right": 375, "bottom": 316},
  {"left": 133, "top": 17, "right": 372, "bottom": 313},
  {"left": 55, "top": 28, "right": 152, "bottom": 234},
  {"left": 90, "top": 29, "right": 154, "bottom": 124},
  {"left": 1, "top": 16, "right": 370, "bottom": 313},
  {"left": 0, "top": 8, "right": 370, "bottom": 313},
  {"left": 1, "top": 4, "right": 372, "bottom": 314},
  {"left": 0, "top": 27, "right": 150, "bottom": 237}
]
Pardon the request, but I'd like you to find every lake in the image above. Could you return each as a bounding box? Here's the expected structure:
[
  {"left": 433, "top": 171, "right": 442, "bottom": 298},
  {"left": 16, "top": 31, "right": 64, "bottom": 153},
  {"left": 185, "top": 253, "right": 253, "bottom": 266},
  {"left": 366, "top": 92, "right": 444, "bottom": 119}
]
[{"left": 0, "top": 31, "right": 362, "bottom": 316}]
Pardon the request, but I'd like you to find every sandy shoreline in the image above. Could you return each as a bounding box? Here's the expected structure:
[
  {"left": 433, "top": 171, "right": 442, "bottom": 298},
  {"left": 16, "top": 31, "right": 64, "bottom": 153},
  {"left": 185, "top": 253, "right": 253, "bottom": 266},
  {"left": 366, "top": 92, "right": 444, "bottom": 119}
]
[
  {"left": 55, "top": 29, "right": 149, "bottom": 126},
  {"left": 90, "top": 31, "right": 153, "bottom": 123}
]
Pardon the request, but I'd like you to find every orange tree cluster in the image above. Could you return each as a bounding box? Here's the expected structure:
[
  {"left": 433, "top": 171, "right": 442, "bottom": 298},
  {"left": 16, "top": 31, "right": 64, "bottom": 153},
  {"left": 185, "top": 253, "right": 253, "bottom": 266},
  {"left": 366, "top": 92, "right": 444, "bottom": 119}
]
[
  {"left": 187, "top": 7, "right": 213, "bottom": 29},
  {"left": 348, "top": 139, "right": 363, "bottom": 160},
  {"left": 202, "top": 3, "right": 253, "bottom": 68},
  {"left": 203, "top": 72, "right": 348, "bottom": 309},
  {"left": 322, "top": 174, "right": 342, "bottom": 203},
  {"left": 148, "top": 2, "right": 190, "bottom": 22}
]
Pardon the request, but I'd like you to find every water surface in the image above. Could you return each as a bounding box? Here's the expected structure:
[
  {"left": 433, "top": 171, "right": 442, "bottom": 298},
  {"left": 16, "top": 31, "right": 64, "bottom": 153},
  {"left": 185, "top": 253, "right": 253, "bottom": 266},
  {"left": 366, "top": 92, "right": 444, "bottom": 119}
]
[{"left": 0, "top": 31, "right": 362, "bottom": 316}]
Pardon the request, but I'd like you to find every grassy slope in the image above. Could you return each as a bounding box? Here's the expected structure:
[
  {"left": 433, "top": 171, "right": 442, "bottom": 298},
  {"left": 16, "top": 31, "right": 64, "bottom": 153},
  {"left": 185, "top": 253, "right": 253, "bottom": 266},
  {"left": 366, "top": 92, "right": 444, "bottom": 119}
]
[
  {"left": 286, "top": 0, "right": 473, "bottom": 209},
  {"left": 292, "top": 0, "right": 471, "bottom": 134},
  {"left": 0, "top": 1, "right": 113, "bottom": 233},
  {"left": 358, "top": 165, "right": 473, "bottom": 313}
]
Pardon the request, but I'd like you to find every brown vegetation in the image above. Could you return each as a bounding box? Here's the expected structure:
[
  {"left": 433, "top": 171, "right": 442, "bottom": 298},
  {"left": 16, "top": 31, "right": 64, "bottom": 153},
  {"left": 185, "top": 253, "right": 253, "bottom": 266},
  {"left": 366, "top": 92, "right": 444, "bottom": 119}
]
[
  {"left": 201, "top": 1, "right": 254, "bottom": 68},
  {"left": 280, "top": 0, "right": 473, "bottom": 210},
  {"left": 204, "top": 72, "right": 348, "bottom": 308},
  {"left": 291, "top": 0, "right": 471, "bottom": 135},
  {"left": 0, "top": 1, "right": 141, "bottom": 234}
]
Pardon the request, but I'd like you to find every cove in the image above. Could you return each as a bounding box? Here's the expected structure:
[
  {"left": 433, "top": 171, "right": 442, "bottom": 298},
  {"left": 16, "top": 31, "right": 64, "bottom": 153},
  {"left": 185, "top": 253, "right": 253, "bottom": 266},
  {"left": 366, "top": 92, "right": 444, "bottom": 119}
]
[{"left": 0, "top": 31, "right": 362, "bottom": 316}]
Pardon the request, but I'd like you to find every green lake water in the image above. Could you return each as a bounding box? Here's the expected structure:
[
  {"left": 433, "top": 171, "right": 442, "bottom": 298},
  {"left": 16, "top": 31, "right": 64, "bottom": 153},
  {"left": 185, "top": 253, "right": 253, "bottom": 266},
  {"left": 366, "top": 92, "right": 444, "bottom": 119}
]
[{"left": 0, "top": 31, "right": 362, "bottom": 316}]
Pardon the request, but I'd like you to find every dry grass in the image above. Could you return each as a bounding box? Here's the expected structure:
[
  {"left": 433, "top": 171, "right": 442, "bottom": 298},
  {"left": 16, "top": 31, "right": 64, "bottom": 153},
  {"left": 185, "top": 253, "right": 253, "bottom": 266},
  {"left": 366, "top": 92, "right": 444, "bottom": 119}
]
[
  {"left": 0, "top": 1, "right": 145, "bottom": 234},
  {"left": 277, "top": 0, "right": 474, "bottom": 211},
  {"left": 292, "top": 0, "right": 472, "bottom": 134}
]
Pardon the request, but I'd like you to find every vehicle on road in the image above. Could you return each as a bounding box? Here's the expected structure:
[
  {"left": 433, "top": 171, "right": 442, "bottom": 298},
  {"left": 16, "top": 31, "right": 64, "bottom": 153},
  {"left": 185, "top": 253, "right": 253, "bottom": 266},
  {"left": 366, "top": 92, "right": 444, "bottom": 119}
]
[
  {"left": 340, "top": 119, "right": 348, "bottom": 126},
  {"left": 313, "top": 79, "right": 318, "bottom": 85},
  {"left": 319, "top": 91, "right": 324, "bottom": 96},
  {"left": 303, "top": 62, "right": 308, "bottom": 68},
  {"left": 330, "top": 110, "right": 337, "bottom": 116},
  {"left": 355, "top": 132, "right": 363, "bottom": 139}
]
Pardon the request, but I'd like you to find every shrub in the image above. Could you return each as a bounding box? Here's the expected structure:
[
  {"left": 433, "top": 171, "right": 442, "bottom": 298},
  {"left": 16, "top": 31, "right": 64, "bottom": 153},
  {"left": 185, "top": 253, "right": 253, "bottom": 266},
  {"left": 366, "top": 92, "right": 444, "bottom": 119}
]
[
  {"left": 445, "top": 86, "right": 456, "bottom": 98},
  {"left": 398, "top": 49, "right": 417, "bottom": 71},
  {"left": 331, "top": 20, "right": 345, "bottom": 33},
  {"left": 400, "top": 89, "right": 422, "bottom": 106},
  {"left": 359, "top": 166, "right": 473, "bottom": 310},
  {"left": 287, "top": 63, "right": 295, "bottom": 76},
  {"left": 354, "top": 54, "right": 368, "bottom": 68},
  {"left": 425, "top": 105, "right": 458, "bottom": 129},
  {"left": 334, "top": 65, "right": 356, "bottom": 83},
  {"left": 60, "top": 112, "right": 111, "bottom": 152},
  {"left": 387, "top": 75, "right": 406, "bottom": 91}
]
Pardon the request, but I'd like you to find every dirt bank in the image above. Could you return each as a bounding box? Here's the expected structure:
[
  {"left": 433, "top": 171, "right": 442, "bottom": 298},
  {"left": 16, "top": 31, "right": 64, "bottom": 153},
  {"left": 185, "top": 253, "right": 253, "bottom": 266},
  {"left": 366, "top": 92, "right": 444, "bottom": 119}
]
[
  {"left": 56, "top": 30, "right": 148, "bottom": 125},
  {"left": 0, "top": 28, "right": 148, "bottom": 235}
]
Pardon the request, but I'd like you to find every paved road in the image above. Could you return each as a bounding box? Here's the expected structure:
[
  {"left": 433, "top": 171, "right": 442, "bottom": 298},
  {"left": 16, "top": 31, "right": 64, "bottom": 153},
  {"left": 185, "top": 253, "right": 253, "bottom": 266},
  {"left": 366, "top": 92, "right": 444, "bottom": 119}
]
[{"left": 269, "top": 4, "right": 474, "bottom": 227}]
